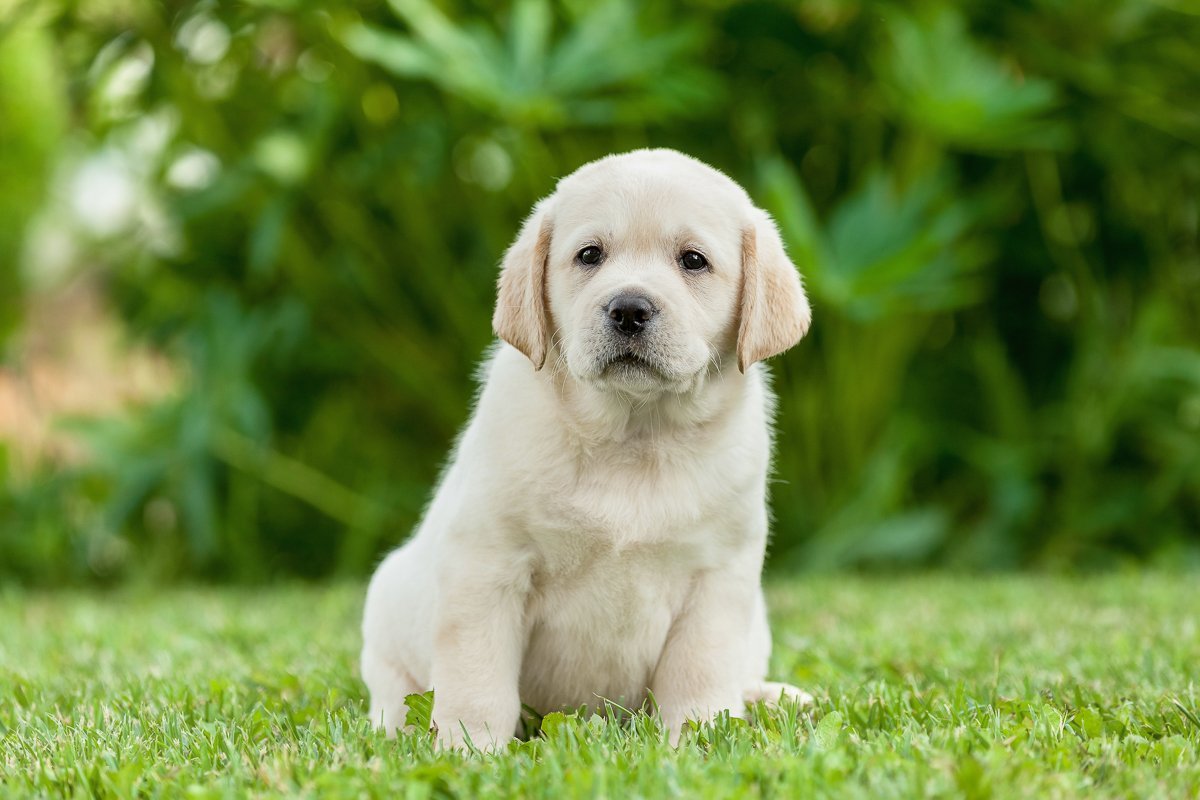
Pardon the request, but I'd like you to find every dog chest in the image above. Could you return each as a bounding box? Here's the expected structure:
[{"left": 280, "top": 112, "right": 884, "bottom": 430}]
[
  {"left": 519, "top": 544, "right": 686, "bottom": 713},
  {"left": 517, "top": 442, "right": 760, "bottom": 556}
]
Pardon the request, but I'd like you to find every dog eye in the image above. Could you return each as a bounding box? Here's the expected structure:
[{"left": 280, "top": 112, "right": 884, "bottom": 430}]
[
  {"left": 576, "top": 246, "right": 604, "bottom": 267},
  {"left": 680, "top": 251, "right": 709, "bottom": 272}
]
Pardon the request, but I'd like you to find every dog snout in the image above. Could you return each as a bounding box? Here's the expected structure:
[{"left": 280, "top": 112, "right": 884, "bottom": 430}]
[{"left": 606, "top": 294, "right": 657, "bottom": 336}]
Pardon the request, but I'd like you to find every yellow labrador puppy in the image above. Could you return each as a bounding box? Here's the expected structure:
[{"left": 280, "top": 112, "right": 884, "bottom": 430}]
[{"left": 361, "top": 148, "right": 812, "bottom": 749}]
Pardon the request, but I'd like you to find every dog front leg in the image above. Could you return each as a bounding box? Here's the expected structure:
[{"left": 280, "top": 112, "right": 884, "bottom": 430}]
[
  {"left": 430, "top": 550, "right": 529, "bottom": 751},
  {"left": 649, "top": 566, "right": 758, "bottom": 746}
]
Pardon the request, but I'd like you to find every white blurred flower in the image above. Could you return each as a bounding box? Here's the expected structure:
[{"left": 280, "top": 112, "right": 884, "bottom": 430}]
[
  {"left": 104, "top": 42, "right": 155, "bottom": 103},
  {"left": 69, "top": 152, "right": 138, "bottom": 238},
  {"left": 167, "top": 148, "right": 221, "bottom": 191},
  {"left": 176, "top": 15, "right": 231, "bottom": 65}
]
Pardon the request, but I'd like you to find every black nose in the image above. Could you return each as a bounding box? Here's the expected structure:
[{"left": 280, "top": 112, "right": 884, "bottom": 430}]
[{"left": 606, "top": 294, "right": 657, "bottom": 336}]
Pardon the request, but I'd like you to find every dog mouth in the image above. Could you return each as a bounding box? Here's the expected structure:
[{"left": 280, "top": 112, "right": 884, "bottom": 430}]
[{"left": 600, "top": 351, "right": 660, "bottom": 375}]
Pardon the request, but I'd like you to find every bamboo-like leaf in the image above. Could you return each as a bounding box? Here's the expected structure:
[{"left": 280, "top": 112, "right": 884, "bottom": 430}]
[
  {"left": 509, "top": 0, "right": 551, "bottom": 92},
  {"left": 340, "top": 24, "right": 435, "bottom": 79}
]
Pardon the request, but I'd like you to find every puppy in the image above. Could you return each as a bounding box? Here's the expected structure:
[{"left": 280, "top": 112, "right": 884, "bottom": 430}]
[{"left": 361, "top": 148, "right": 812, "bottom": 749}]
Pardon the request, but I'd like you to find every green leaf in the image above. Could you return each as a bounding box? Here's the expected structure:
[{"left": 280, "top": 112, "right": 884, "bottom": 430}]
[
  {"left": 509, "top": 0, "right": 551, "bottom": 90},
  {"left": 756, "top": 154, "right": 833, "bottom": 297},
  {"left": 248, "top": 196, "right": 289, "bottom": 277},
  {"left": 812, "top": 710, "right": 843, "bottom": 750},
  {"left": 340, "top": 24, "right": 436, "bottom": 79},
  {"left": 877, "top": 8, "right": 1067, "bottom": 151},
  {"left": 404, "top": 691, "right": 434, "bottom": 731},
  {"left": 1076, "top": 706, "right": 1104, "bottom": 739},
  {"left": 539, "top": 710, "right": 569, "bottom": 740}
]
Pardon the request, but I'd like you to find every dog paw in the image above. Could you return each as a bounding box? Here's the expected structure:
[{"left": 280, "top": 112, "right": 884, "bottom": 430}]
[
  {"left": 743, "top": 681, "right": 814, "bottom": 708},
  {"left": 435, "top": 722, "right": 505, "bottom": 753}
]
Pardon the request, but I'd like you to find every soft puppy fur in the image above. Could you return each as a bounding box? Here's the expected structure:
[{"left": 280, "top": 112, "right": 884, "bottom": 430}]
[{"left": 361, "top": 148, "right": 812, "bottom": 749}]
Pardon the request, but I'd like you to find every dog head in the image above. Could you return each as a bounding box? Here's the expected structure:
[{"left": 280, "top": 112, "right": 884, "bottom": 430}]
[{"left": 493, "top": 149, "right": 810, "bottom": 395}]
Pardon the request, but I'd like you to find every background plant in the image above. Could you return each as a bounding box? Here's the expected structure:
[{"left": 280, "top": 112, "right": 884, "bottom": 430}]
[{"left": 0, "top": 0, "right": 1197, "bottom": 584}]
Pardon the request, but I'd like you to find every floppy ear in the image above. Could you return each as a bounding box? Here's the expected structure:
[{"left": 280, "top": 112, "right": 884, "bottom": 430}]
[
  {"left": 493, "top": 202, "right": 553, "bottom": 369},
  {"left": 737, "top": 209, "right": 812, "bottom": 372}
]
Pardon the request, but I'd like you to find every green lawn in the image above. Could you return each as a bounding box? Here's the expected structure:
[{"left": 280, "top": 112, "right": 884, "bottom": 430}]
[{"left": 1, "top": 576, "right": 1198, "bottom": 798}]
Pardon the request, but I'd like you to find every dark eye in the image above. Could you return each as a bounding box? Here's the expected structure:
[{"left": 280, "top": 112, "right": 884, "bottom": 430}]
[
  {"left": 577, "top": 245, "right": 604, "bottom": 267},
  {"left": 680, "top": 250, "right": 709, "bottom": 272}
]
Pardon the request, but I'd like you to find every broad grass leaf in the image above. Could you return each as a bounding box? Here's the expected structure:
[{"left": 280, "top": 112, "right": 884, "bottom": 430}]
[
  {"left": 539, "top": 711, "right": 569, "bottom": 740},
  {"left": 404, "top": 691, "right": 434, "bottom": 730},
  {"left": 812, "top": 710, "right": 843, "bottom": 750}
]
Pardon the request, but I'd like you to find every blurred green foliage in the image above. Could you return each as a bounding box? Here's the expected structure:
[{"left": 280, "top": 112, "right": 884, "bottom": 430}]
[{"left": 1, "top": 0, "right": 1198, "bottom": 584}]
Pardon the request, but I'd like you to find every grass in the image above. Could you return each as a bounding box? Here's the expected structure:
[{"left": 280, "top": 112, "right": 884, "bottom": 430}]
[{"left": 1, "top": 575, "right": 1198, "bottom": 798}]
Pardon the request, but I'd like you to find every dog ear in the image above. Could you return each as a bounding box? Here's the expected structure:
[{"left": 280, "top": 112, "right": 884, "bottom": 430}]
[
  {"left": 737, "top": 209, "right": 812, "bottom": 372},
  {"left": 493, "top": 202, "right": 553, "bottom": 369}
]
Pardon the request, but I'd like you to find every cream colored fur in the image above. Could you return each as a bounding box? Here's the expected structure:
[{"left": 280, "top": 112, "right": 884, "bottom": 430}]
[{"left": 361, "top": 148, "right": 812, "bottom": 750}]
